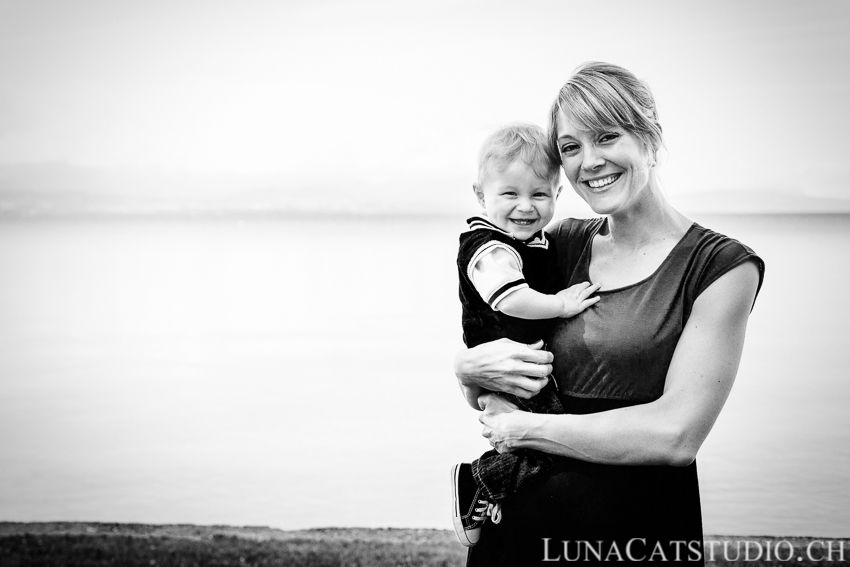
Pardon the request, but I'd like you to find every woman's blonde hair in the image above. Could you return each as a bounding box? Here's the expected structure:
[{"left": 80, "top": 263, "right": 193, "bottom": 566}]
[{"left": 548, "top": 62, "right": 664, "bottom": 159}]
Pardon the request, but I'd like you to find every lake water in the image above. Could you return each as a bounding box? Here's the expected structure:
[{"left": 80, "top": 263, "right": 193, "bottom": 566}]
[{"left": 1, "top": 213, "right": 848, "bottom": 537}]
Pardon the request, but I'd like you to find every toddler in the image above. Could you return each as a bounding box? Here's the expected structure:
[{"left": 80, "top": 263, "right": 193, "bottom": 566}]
[{"left": 451, "top": 124, "right": 599, "bottom": 547}]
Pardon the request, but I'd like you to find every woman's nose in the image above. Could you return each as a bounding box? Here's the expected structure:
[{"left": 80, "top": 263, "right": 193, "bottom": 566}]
[{"left": 581, "top": 146, "right": 605, "bottom": 171}]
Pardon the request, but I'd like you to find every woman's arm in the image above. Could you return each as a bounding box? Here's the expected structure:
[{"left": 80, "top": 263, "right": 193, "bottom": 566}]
[
  {"left": 455, "top": 338, "right": 554, "bottom": 409},
  {"left": 479, "top": 260, "right": 761, "bottom": 466}
]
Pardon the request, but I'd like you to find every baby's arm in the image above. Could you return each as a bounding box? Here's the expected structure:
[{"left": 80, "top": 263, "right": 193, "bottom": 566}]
[
  {"left": 499, "top": 282, "right": 600, "bottom": 319},
  {"left": 471, "top": 244, "right": 600, "bottom": 320}
]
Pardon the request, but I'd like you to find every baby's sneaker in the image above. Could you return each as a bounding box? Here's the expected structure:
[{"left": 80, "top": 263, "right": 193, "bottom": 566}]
[{"left": 451, "top": 463, "right": 490, "bottom": 547}]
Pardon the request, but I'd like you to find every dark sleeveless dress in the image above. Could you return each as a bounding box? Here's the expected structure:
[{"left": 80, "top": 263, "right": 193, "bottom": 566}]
[{"left": 467, "top": 218, "right": 765, "bottom": 566}]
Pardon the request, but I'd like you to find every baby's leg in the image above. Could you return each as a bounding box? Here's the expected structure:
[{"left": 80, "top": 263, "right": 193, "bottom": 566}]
[
  {"left": 473, "top": 379, "right": 563, "bottom": 501},
  {"left": 501, "top": 376, "right": 563, "bottom": 414},
  {"left": 472, "top": 448, "right": 555, "bottom": 502}
]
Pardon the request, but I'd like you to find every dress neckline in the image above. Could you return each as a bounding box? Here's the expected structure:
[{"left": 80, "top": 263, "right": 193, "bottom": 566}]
[{"left": 585, "top": 219, "right": 698, "bottom": 294}]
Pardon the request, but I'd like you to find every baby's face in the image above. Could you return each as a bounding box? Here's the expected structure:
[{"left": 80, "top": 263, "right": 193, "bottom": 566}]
[{"left": 475, "top": 161, "right": 561, "bottom": 241}]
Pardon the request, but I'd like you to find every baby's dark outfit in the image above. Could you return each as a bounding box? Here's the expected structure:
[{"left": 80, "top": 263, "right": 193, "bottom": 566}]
[{"left": 457, "top": 215, "right": 564, "bottom": 501}]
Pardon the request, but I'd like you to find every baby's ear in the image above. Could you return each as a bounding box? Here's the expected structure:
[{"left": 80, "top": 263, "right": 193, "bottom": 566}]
[
  {"left": 555, "top": 185, "right": 563, "bottom": 199},
  {"left": 472, "top": 183, "right": 486, "bottom": 208}
]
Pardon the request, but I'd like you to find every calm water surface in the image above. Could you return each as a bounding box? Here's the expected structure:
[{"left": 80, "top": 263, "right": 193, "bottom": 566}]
[{"left": 0, "top": 213, "right": 848, "bottom": 536}]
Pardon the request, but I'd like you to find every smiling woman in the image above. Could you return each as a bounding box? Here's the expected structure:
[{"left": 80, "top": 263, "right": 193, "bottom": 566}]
[
  {"left": 550, "top": 62, "right": 663, "bottom": 219},
  {"left": 455, "top": 63, "right": 765, "bottom": 565}
]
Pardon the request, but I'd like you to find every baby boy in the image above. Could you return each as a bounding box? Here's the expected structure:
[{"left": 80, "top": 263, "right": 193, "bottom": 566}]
[{"left": 452, "top": 123, "right": 599, "bottom": 547}]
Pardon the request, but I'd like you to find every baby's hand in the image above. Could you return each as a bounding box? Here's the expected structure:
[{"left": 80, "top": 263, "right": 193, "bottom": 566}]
[{"left": 556, "top": 282, "right": 601, "bottom": 318}]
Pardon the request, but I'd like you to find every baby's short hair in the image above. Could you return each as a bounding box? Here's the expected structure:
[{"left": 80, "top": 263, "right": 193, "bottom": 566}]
[{"left": 478, "top": 123, "right": 561, "bottom": 186}]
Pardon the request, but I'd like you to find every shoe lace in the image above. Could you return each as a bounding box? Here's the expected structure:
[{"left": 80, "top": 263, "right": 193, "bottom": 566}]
[
  {"left": 487, "top": 502, "right": 502, "bottom": 524},
  {"left": 471, "top": 499, "right": 489, "bottom": 522},
  {"left": 471, "top": 500, "right": 502, "bottom": 524}
]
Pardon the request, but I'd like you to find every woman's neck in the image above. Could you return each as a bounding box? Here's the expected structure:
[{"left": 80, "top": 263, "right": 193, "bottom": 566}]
[
  {"left": 603, "top": 182, "right": 690, "bottom": 251},
  {"left": 588, "top": 181, "right": 693, "bottom": 290}
]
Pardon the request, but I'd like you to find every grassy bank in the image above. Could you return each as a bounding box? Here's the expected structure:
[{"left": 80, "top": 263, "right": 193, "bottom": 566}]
[
  {"left": 0, "top": 523, "right": 846, "bottom": 566},
  {"left": 0, "top": 523, "right": 465, "bottom": 567}
]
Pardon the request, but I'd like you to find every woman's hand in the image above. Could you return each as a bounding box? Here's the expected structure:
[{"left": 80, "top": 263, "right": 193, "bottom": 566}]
[
  {"left": 454, "top": 339, "right": 553, "bottom": 409},
  {"left": 478, "top": 393, "right": 535, "bottom": 454}
]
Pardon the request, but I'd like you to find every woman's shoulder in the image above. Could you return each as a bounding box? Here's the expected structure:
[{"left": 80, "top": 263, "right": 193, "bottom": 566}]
[
  {"left": 684, "top": 223, "right": 766, "bottom": 306},
  {"left": 546, "top": 217, "right": 605, "bottom": 246},
  {"left": 545, "top": 217, "right": 605, "bottom": 285}
]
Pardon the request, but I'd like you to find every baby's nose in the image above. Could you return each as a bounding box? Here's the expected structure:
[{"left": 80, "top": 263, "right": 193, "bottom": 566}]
[{"left": 516, "top": 199, "right": 534, "bottom": 211}]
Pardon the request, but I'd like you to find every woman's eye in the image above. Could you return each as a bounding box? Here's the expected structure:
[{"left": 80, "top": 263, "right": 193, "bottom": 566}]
[
  {"left": 560, "top": 144, "right": 578, "bottom": 154},
  {"left": 599, "top": 132, "right": 620, "bottom": 144}
]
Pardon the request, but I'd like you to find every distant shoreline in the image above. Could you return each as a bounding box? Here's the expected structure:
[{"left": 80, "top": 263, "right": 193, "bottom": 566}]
[
  {"left": 0, "top": 520, "right": 843, "bottom": 540},
  {"left": 1, "top": 523, "right": 847, "bottom": 566},
  {"left": 0, "top": 522, "right": 467, "bottom": 567},
  {"left": 0, "top": 521, "right": 455, "bottom": 542}
]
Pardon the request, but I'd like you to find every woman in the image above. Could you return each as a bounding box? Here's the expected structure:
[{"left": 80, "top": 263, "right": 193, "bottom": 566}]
[{"left": 455, "top": 62, "right": 764, "bottom": 565}]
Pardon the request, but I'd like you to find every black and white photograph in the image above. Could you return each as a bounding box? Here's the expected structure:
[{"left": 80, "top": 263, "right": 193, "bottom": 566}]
[{"left": 1, "top": 1, "right": 848, "bottom": 565}]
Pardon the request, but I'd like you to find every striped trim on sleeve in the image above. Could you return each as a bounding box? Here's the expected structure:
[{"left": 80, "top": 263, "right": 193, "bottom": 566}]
[
  {"left": 467, "top": 241, "right": 528, "bottom": 311},
  {"left": 487, "top": 278, "right": 528, "bottom": 309}
]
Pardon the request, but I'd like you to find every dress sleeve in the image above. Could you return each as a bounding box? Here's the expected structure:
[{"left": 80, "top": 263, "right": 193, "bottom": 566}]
[
  {"left": 468, "top": 242, "right": 529, "bottom": 311},
  {"left": 688, "top": 230, "right": 766, "bottom": 313}
]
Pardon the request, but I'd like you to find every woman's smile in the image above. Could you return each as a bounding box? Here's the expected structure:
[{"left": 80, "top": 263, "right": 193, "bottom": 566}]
[{"left": 584, "top": 173, "right": 622, "bottom": 190}]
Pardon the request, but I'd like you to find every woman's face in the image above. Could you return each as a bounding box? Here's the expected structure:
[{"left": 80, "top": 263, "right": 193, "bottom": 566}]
[{"left": 555, "top": 109, "right": 653, "bottom": 216}]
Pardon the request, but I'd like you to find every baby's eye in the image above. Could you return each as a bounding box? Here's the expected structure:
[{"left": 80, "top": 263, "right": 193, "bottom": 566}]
[
  {"left": 502, "top": 191, "right": 517, "bottom": 197},
  {"left": 534, "top": 192, "right": 550, "bottom": 198}
]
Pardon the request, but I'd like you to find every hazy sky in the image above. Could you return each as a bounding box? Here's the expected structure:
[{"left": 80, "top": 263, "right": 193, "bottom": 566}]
[{"left": 1, "top": 0, "right": 849, "bottom": 214}]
